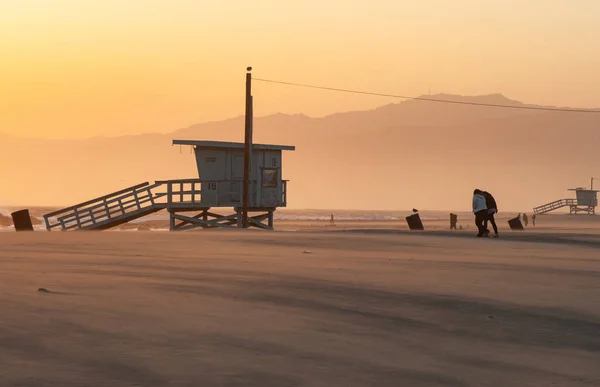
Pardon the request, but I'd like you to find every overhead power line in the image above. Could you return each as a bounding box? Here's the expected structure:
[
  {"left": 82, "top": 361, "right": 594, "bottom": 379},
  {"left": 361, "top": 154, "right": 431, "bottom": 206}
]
[{"left": 254, "top": 78, "right": 600, "bottom": 114}]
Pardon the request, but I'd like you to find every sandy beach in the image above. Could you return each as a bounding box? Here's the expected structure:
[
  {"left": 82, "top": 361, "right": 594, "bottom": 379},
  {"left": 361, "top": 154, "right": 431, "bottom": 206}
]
[{"left": 1, "top": 222, "right": 599, "bottom": 386}]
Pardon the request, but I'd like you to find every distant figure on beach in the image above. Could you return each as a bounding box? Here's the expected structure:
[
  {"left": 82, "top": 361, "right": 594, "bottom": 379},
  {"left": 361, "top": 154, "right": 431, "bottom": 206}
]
[
  {"left": 472, "top": 189, "right": 489, "bottom": 237},
  {"left": 523, "top": 213, "right": 529, "bottom": 227},
  {"left": 532, "top": 214, "right": 536, "bottom": 227},
  {"left": 450, "top": 213, "right": 458, "bottom": 230},
  {"left": 482, "top": 190, "right": 499, "bottom": 238},
  {"left": 330, "top": 213, "right": 335, "bottom": 226}
]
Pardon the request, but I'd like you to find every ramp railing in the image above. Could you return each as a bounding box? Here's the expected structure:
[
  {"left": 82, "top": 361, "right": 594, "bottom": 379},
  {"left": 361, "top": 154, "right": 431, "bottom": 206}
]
[
  {"left": 533, "top": 198, "right": 577, "bottom": 215},
  {"left": 43, "top": 182, "right": 159, "bottom": 231}
]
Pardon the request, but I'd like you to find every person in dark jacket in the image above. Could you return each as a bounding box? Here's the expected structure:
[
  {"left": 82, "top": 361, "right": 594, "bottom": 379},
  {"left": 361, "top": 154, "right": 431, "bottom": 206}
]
[{"left": 482, "top": 190, "right": 499, "bottom": 238}]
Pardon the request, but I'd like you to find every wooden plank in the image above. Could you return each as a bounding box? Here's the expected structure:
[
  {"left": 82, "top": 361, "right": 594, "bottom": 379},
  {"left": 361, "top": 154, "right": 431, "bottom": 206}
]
[
  {"left": 248, "top": 213, "right": 270, "bottom": 230},
  {"left": 173, "top": 212, "right": 205, "bottom": 229}
]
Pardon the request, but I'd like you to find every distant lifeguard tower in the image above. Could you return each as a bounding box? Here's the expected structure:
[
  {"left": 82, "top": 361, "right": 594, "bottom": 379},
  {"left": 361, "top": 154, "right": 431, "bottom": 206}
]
[
  {"left": 533, "top": 182, "right": 598, "bottom": 215},
  {"left": 43, "top": 140, "right": 295, "bottom": 231}
]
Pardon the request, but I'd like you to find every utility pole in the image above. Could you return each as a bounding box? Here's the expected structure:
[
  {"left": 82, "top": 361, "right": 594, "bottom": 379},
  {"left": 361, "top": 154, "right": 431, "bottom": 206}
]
[{"left": 242, "top": 67, "right": 253, "bottom": 228}]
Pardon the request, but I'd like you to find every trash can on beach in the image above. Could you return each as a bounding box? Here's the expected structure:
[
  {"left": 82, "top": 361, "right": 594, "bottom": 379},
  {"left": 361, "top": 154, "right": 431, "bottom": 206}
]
[
  {"left": 11, "top": 209, "right": 34, "bottom": 232},
  {"left": 405, "top": 213, "right": 424, "bottom": 230},
  {"left": 508, "top": 216, "right": 524, "bottom": 231}
]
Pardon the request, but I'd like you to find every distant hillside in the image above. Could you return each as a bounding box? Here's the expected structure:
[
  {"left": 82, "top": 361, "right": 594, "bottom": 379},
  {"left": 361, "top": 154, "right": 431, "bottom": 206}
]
[{"left": 1, "top": 94, "right": 599, "bottom": 211}]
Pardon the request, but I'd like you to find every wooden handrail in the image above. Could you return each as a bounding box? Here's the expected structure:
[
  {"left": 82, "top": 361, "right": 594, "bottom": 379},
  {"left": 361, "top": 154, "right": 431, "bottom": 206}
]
[
  {"left": 55, "top": 188, "right": 152, "bottom": 221},
  {"left": 44, "top": 182, "right": 150, "bottom": 217}
]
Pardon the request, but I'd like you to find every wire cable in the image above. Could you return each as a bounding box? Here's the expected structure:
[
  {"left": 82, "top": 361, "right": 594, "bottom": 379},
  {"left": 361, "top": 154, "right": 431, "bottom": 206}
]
[{"left": 254, "top": 78, "right": 600, "bottom": 114}]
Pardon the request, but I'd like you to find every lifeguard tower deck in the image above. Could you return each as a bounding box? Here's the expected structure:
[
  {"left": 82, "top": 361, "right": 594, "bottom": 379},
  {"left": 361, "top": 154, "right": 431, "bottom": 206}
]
[
  {"left": 533, "top": 187, "right": 598, "bottom": 215},
  {"left": 43, "top": 140, "right": 295, "bottom": 231}
]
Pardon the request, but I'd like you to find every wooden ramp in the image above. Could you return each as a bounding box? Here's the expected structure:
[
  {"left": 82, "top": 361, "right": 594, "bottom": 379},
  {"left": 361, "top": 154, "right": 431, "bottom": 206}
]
[
  {"left": 533, "top": 199, "right": 577, "bottom": 215},
  {"left": 43, "top": 182, "right": 165, "bottom": 231}
]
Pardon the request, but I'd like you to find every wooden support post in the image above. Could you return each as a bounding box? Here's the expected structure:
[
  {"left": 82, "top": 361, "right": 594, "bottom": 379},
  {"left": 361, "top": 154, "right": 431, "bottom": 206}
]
[
  {"left": 242, "top": 66, "right": 253, "bottom": 228},
  {"left": 133, "top": 191, "right": 141, "bottom": 210},
  {"left": 169, "top": 211, "right": 175, "bottom": 231},
  {"left": 75, "top": 210, "right": 81, "bottom": 228},
  {"left": 167, "top": 182, "right": 173, "bottom": 209},
  {"left": 268, "top": 211, "right": 274, "bottom": 229},
  {"left": 148, "top": 189, "right": 155, "bottom": 206},
  {"left": 104, "top": 198, "right": 111, "bottom": 219}
]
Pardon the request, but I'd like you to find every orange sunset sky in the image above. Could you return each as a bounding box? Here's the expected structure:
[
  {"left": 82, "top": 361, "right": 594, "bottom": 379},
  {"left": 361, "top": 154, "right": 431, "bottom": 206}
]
[{"left": 2, "top": 0, "right": 600, "bottom": 139}]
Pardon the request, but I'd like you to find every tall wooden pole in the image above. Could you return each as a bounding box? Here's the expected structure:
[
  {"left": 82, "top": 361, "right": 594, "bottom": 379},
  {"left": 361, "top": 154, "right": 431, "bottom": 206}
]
[{"left": 242, "top": 67, "right": 253, "bottom": 228}]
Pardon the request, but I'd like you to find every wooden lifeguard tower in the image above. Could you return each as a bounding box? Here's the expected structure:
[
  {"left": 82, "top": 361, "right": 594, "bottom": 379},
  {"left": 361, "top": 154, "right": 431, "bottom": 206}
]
[
  {"left": 42, "top": 140, "right": 295, "bottom": 231},
  {"left": 533, "top": 182, "right": 598, "bottom": 215},
  {"left": 565, "top": 187, "right": 599, "bottom": 215},
  {"left": 166, "top": 140, "right": 294, "bottom": 230}
]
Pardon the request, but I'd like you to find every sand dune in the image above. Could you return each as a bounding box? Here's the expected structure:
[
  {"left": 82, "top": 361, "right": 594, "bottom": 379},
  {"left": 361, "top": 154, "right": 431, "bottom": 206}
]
[{"left": 1, "top": 226, "right": 599, "bottom": 386}]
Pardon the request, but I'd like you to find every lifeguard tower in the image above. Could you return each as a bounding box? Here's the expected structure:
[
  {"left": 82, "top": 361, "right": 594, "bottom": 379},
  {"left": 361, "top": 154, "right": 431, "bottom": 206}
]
[
  {"left": 43, "top": 140, "right": 295, "bottom": 231},
  {"left": 566, "top": 187, "right": 599, "bottom": 214},
  {"left": 533, "top": 185, "right": 598, "bottom": 215}
]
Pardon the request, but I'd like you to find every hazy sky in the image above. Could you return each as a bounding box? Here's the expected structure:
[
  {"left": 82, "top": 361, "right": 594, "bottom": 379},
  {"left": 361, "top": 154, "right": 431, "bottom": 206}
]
[{"left": 1, "top": 0, "right": 599, "bottom": 139}]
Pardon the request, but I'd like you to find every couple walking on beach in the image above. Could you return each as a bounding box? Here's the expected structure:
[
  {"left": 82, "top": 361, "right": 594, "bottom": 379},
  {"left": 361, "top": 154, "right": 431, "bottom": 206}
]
[{"left": 472, "top": 189, "right": 499, "bottom": 238}]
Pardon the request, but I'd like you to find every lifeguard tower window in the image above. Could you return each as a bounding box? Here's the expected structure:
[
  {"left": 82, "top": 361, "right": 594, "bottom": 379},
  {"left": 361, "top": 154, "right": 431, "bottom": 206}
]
[{"left": 262, "top": 169, "right": 278, "bottom": 187}]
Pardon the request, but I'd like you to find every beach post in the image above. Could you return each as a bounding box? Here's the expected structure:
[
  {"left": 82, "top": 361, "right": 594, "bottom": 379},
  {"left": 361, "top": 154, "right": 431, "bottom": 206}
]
[
  {"left": 405, "top": 213, "right": 425, "bottom": 230},
  {"left": 508, "top": 216, "right": 524, "bottom": 230},
  {"left": 11, "top": 209, "right": 34, "bottom": 231}
]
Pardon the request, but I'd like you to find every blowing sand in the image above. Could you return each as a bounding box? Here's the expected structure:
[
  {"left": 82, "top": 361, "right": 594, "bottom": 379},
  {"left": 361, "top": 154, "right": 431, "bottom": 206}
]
[{"left": 1, "top": 227, "right": 599, "bottom": 386}]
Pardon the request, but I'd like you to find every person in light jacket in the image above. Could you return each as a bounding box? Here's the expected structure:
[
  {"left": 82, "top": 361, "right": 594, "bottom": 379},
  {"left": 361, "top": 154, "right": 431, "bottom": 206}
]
[{"left": 472, "top": 189, "right": 489, "bottom": 237}]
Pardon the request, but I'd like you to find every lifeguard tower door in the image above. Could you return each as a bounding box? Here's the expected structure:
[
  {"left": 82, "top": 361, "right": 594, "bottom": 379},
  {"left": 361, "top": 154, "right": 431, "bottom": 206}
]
[{"left": 197, "top": 149, "right": 227, "bottom": 205}]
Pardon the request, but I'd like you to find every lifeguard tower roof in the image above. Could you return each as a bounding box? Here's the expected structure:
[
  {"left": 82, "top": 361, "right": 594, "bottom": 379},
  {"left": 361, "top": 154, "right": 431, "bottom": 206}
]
[{"left": 172, "top": 140, "right": 295, "bottom": 151}]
